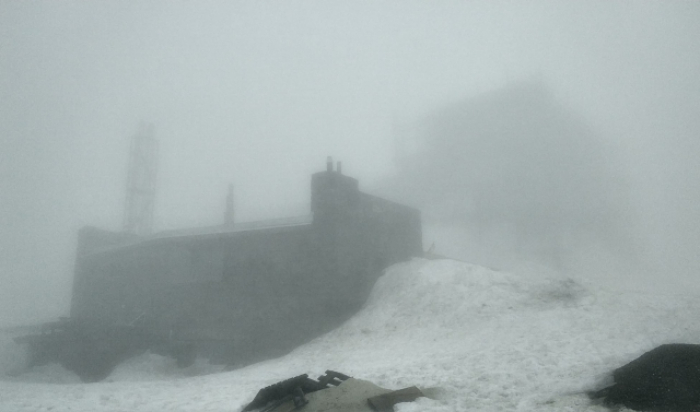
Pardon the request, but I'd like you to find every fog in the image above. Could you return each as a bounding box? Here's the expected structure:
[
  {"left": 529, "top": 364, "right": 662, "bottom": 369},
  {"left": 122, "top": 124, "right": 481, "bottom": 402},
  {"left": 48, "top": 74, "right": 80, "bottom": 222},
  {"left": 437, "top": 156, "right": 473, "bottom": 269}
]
[
  {"left": 381, "top": 81, "right": 638, "bottom": 278},
  {"left": 1, "top": 1, "right": 699, "bottom": 324}
]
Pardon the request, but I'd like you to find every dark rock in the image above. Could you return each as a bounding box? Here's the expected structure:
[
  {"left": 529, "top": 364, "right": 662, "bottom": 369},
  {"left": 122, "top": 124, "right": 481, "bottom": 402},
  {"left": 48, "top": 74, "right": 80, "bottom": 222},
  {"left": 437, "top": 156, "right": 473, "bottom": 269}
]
[
  {"left": 591, "top": 344, "right": 700, "bottom": 411},
  {"left": 242, "top": 370, "right": 351, "bottom": 412}
]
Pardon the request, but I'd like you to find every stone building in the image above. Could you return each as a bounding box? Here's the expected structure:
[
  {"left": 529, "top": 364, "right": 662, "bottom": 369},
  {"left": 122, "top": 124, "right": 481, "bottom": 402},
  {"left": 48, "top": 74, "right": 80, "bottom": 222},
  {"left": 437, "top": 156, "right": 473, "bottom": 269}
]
[{"left": 70, "top": 160, "right": 422, "bottom": 364}]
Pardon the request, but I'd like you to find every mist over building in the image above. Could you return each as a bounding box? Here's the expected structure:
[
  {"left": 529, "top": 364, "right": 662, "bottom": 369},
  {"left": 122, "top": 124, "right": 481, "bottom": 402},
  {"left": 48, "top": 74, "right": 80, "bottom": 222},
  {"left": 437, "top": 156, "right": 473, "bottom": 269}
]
[
  {"left": 383, "top": 81, "right": 636, "bottom": 274},
  {"left": 1, "top": 0, "right": 699, "bottom": 329}
]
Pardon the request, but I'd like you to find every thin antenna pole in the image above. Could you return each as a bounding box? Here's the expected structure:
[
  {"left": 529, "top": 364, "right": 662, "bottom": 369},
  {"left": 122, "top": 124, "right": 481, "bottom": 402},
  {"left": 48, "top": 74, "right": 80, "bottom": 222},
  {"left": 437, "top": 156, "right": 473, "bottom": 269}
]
[{"left": 123, "top": 123, "right": 158, "bottom": 235}]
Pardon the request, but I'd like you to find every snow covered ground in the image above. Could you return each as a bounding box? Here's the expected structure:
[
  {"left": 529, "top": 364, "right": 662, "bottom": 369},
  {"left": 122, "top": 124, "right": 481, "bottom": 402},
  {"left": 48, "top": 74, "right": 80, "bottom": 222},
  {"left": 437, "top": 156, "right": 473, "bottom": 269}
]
[{"left": 2, "top": 258, "right": 700, "bottom": 412}]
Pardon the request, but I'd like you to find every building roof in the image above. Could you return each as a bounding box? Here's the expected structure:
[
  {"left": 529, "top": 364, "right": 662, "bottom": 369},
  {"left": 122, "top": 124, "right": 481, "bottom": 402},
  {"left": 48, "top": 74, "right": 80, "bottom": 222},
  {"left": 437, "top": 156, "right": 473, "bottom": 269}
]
[
  {"left": 85, "top": 214, "right": 313, "bottom": 257},
  {"left": 151, "top": 214, "right": 313, "bottom": 241}
]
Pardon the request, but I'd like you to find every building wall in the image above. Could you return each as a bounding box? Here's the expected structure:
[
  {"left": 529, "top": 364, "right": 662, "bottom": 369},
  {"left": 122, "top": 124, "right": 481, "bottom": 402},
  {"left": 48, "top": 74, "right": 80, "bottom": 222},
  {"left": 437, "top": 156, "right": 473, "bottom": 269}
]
[{"left": 71, "top": 167, "right": 422, "bottom": 364}]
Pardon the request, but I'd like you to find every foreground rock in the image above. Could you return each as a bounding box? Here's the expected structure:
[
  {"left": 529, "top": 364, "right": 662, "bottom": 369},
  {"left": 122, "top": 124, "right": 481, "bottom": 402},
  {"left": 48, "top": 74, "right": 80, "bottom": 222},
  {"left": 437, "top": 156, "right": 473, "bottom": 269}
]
[
  {"left": 242, "top": 371, "right": 429, "bottom": 412},
  {"left": 591, "top": 344, "right": 700, "bottom": 412}
]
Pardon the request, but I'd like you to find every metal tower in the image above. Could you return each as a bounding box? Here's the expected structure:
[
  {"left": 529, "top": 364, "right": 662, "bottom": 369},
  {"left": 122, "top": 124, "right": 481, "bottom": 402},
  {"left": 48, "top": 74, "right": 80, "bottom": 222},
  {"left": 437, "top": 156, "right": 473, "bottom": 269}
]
[{"left": 123, "top": 124, "right": 158, "bottom": 235}]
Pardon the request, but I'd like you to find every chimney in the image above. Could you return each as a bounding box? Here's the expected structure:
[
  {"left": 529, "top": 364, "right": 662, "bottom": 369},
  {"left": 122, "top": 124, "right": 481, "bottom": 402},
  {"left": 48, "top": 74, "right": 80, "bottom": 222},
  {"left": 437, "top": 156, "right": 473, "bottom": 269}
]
[
  {"left": 336, "top": 161, "right": 342, "bottom": 175},
  {"left": 225, "top": 184, "right": 234, "bottom": 225},
  {"left": 326, "top": 156, "right": 333, "bottom": 172}
]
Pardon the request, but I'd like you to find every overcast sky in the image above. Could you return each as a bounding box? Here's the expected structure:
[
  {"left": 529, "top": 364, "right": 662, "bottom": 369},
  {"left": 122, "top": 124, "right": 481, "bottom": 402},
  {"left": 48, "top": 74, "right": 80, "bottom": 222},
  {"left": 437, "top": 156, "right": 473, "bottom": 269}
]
[{"left": 1, "top": 1, "right": 699, "bottom": 324}]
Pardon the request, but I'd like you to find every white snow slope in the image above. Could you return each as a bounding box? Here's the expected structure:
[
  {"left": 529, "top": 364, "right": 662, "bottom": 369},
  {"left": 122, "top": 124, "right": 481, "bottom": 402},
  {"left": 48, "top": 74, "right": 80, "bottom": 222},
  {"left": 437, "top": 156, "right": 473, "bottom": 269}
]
[{"left": 2, "top": 258, "right": 700, "bottom": 412}]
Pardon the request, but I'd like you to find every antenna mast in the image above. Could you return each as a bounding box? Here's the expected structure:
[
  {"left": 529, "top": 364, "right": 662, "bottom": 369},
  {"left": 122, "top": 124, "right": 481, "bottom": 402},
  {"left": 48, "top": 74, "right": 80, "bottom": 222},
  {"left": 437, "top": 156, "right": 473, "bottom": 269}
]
[{"left": 123, "top": 123, "right": 158, "bottom": 235}]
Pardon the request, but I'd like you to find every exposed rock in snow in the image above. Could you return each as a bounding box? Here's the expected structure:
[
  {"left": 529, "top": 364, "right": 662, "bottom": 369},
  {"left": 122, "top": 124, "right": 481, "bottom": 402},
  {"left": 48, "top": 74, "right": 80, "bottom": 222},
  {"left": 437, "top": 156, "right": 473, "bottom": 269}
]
[
  {"left": 298, "top": 378, "right": 391, "bottom": 412},
  {"left": 591, "top": 343, "right": 700, "bottom": 411}
]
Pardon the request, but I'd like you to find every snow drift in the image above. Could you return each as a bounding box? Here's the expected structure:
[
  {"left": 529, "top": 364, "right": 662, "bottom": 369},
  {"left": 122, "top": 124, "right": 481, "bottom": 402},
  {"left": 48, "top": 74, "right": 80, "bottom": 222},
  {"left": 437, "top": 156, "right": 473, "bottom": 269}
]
[{"left": 2, "top": 258, "right": 700, "bottom": 411}]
